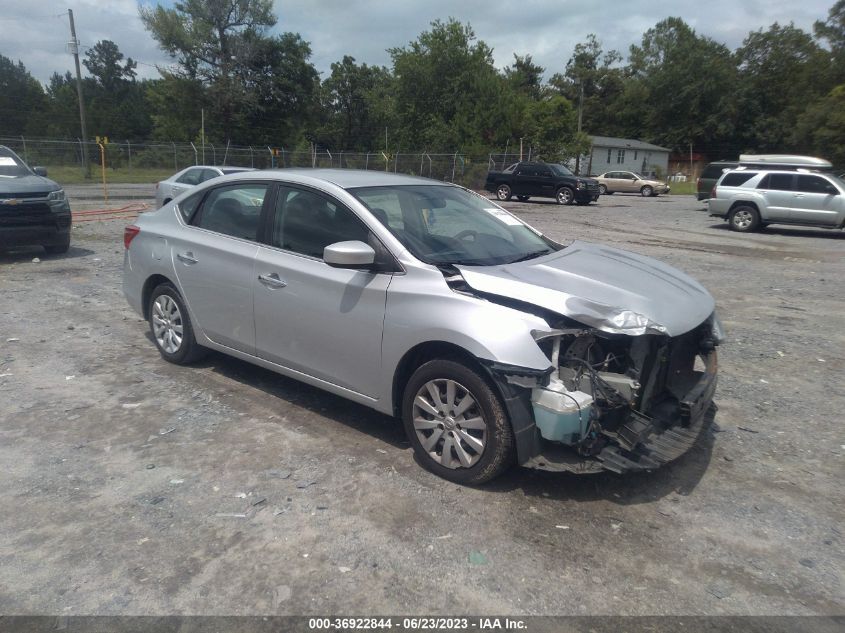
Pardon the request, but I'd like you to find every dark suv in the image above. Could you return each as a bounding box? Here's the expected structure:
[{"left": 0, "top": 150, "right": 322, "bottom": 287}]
[
  {"left": 0, "top": 146, "right": 71, "bottom": 254},
  {"left": 696, "top": 162, "right": 739, "bottom": 201}
]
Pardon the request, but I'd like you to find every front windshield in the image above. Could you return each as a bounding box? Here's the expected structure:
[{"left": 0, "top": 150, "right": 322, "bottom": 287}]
[
  {"left": 351, "top": 185, "right": 560, "bottom": 266},
  {"left": 549, "top": 164, "right": 574, "bottom": 177},
  {"left": 0, "top": 148, "right": 32, "bottom": 178}
]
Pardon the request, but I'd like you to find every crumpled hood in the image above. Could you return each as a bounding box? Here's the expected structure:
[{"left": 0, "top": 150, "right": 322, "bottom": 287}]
[
  {"left": 0, "top": 174, "right": 59, "bottom": 195},
  {"left": 456, "top": 240, "right": 715, "bottom": 336}
]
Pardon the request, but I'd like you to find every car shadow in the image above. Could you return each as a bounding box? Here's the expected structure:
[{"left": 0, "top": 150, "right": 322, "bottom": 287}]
[
  {"left": 159, "top": 341, "right": 715, "bottom": 504},
  {"left": 708, "top": 223, "right": 845, "bottom": 239},
  {"left": 0, "top": 244, "right": 95, "bottom": 262},
  {"left": 163, "top": 345, "right": 408, "bottom": 449}
]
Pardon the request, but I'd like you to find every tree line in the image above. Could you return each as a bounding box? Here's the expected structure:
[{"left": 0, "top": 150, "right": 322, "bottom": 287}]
[{"left": 1, "top": 0, "right": 844, "bottom": 167}]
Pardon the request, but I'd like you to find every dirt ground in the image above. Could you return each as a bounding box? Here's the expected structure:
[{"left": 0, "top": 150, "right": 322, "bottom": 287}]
[{"left": 0, "top": 187, "right": 842, "bottom": 617}]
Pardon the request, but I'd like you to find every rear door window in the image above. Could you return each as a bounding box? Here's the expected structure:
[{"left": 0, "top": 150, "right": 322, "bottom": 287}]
[
  {"left": 192, "top": 183, "right": 269, "bottom": 241},
  {"left": 758, "top": 173, "right": 794, "bottom": 191}
]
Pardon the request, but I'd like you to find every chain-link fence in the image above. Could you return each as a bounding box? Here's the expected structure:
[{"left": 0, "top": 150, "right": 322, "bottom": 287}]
[{"left": 0, "top": 136, "right": 553, "bottom": 190}]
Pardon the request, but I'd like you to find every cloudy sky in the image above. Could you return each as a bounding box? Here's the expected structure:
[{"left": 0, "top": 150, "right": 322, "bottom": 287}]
[{"left": 0, "top": 0, "right": 836, "bottom": 85}]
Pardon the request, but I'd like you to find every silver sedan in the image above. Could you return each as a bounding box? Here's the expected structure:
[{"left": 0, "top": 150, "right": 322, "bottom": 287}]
[
  {"left": 124, "top": 169, "right": 721, "bottom": 483},
  {"left": 155, "top": 165, "right": 255, "bottom": 208}
]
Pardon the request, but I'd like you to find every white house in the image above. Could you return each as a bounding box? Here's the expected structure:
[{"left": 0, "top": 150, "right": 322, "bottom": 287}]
[{"left": 582, "top": 136, "right": 671, "bottom": 178}]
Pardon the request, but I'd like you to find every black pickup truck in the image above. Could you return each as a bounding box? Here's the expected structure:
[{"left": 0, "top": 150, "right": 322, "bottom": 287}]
[{"left": 485, "top": 161, "right": 601, "bottom": 205}]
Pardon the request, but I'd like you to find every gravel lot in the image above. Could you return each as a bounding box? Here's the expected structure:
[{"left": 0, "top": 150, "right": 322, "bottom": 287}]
[{"left": 0, "top": 187, "right": 843, "bottom": 617}]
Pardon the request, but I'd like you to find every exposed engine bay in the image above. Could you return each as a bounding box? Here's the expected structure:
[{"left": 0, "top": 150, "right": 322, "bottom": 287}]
[{"left": 519, "top": 318, "right": 720, "bottom": 473}]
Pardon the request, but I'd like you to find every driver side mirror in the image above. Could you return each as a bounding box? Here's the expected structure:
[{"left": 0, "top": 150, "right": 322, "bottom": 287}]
[
  {"left": 323, "top": 240, "right": 376, "bottom": 269},
  {"left": 33, "top": 166, "right": 48, "bottom": 177},
  {"left": 824, "top": 184, "right": 839, "bottom": 195}
]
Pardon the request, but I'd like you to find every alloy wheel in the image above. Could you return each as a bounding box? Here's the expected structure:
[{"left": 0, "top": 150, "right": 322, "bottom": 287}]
[
  {"left": 412, "top": 379, "right": 487, "bottom": 469},
  {"left": 152, "top": 295, "right": 184, "bottom": 354}
]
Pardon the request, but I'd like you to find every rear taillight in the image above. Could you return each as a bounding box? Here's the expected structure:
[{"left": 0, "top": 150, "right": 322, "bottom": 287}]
[
  {"left": 710, "top": 185, "right": 717, "bottom": 199},
  {"left": 696, "top": 177, "right": 701, "bottom": 189},
  {"left": 124, "top": 225, "right": 140, "bottom": 249}
]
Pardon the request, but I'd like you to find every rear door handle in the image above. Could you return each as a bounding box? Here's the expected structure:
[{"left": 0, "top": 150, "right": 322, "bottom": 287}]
[
  {"left": 258, "top": 273, "right": 287, "bottom": 288},
  {"left": 177, "top": 251, "right": 198, "bottom": 264}
]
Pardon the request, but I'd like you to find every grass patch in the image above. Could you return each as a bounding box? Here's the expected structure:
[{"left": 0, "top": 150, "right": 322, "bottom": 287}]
[
  {"left": 44, "top": 166, "right": 174, "bottom": 186},
  {"left": 666, "top": 180, "right": 697, "bottom": 196}
]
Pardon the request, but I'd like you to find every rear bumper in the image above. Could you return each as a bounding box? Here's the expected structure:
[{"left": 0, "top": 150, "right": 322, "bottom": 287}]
[{"left": 708, "top": 199, "right": 730, "bottom": 218}]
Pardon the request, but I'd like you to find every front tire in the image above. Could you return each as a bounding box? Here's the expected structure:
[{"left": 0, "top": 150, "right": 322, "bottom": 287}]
[
  {"left": 402, "top": 359, "right": 514, "bottom": 484},
  {"left": 556, "top": 187, "right": 574, "bottom": 205},
  {"left": 598, "top": 184, "right": 608, "bottom": 195},
  {"left": 148, "top": 283, "right": 207, "bottom": 364},
  {"left": 496, "top": 184, "right": 512, "bottom": 201},
  {"left": 641, "top": 185, "right": 654, "bottom": 197},
  {"left": 516, "top": 195, "right": 530, "bottom": 202},
  {"left": 728, "top": 205, "right": 760, "bottom": 233}
]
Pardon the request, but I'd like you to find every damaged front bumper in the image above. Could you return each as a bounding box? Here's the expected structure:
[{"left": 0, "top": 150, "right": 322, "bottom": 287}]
[
  {"left": 525, "top": 350, "right": 717, "bottom": 474},
  {"left": 483, "top": 319, "right": 720, "bottom": 475}
]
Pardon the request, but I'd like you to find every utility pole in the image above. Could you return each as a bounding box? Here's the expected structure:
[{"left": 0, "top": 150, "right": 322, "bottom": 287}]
[
  {"left": 201, "top": 108, "right": 206, "bottom": 164},
  {"left": 67, "top": 9, "right": 89, "bottom": 176},
  {"left": 575, "top": 78, "right": 584, "bottom": 175}
]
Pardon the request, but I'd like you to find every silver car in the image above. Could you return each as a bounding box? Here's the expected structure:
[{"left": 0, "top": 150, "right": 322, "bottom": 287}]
[
  {"left": 124, "top": 170, "right": 722, "bottom": 483},
  {"left": 155, "top": 165, "right": 255, "bottom": 208}
]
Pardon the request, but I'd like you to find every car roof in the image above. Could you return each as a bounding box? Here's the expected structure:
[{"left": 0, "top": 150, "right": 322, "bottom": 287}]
[
  {"left": 182, "top": 165, "right": 255, "bottom": 171},
  {"left": 241, "top": 168, "right": 450, "bottom": 189}
]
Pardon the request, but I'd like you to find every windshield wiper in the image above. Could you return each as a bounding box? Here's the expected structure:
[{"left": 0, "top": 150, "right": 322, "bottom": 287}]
[{"left": 506, "top": 250, "right": 552, "bottom": 264}]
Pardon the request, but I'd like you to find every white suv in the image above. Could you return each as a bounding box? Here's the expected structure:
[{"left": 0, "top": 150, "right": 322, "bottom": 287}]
[{"left": 709, "top": 169, "right": 845, "bottom": 232}]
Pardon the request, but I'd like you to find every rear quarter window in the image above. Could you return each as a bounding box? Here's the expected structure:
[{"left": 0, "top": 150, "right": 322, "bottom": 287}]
[
  {"left": 177, "top": 191, "right": 203, "bottom": 222},
  {"left": 721, "top": 172, "right": 757, "bottom": 187}
]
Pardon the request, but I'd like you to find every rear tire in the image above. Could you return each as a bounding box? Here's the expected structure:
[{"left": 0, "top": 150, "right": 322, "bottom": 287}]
[
  {"left": 496, "top": 184, "right": 512, "bottom": 201},
  {"left": 148, "top": 283, "right": 207, "bottom": 364},
  {"left": 516, "top": 195, "right": 530, "bottom": 201},
  {"left": 728, "top": 205, "right": 760, "bottom": 233},
  {"left": 402, "top": 359, "right": 514, "bottom": 485}
]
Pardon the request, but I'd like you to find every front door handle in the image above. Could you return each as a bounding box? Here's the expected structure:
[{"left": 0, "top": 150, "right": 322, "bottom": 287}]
[
  {"left": 258, "top": 273, "right": 287, "bottom": 288},
  {"left": 177, "top": 251, "right": 198, "bottom": 264}
]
